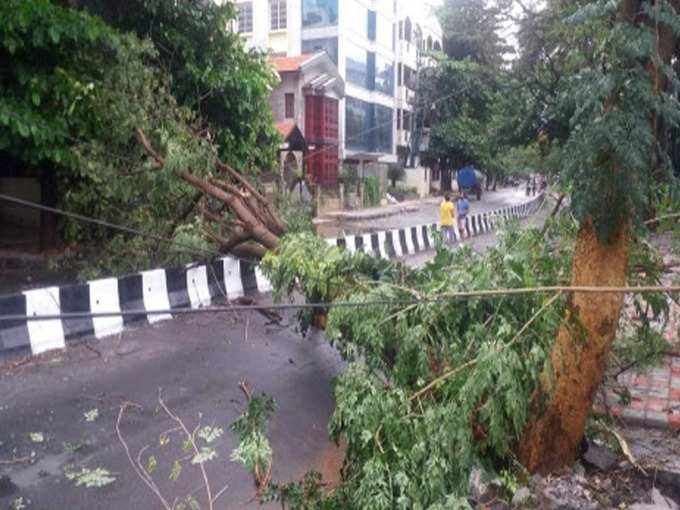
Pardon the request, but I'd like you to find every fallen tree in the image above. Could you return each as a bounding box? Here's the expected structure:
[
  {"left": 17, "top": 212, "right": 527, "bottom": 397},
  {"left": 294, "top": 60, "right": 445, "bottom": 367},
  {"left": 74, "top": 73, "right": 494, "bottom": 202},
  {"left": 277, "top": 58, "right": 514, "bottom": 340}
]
[{"left": 134, "top": 129, "right": 286, "bottom": 260}]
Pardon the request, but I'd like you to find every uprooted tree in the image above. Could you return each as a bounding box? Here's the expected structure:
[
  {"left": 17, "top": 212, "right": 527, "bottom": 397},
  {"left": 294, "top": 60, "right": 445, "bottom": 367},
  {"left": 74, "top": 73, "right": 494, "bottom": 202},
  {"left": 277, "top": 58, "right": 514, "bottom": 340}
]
[
  {"left": 0, "top": 0, "right": 286, "bottom": 276},
  {"left": 252, "top": 1, "right": 680, "bottom": 506}
]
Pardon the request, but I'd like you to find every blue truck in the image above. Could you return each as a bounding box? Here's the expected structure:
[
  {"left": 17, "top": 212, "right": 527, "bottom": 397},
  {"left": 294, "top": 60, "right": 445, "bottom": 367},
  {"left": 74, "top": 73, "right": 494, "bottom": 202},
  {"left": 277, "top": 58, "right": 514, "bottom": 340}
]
[{"left": 456, "top": 165, "right": 483, "bottom": 200}]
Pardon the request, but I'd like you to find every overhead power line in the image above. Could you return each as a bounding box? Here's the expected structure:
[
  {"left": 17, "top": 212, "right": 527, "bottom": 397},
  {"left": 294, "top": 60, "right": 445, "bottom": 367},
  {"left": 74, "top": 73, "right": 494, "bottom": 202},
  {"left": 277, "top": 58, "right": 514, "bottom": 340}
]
[{"left": 2, "top": 284, "right": 680, "bottom": 322}]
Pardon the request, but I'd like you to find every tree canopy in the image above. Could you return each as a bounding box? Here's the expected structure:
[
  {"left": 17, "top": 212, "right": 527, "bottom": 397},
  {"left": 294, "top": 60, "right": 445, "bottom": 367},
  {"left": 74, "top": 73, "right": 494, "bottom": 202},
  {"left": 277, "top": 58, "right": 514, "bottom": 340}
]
[{"left": 0, "top": 0, "right": 281, "bottom": 276}]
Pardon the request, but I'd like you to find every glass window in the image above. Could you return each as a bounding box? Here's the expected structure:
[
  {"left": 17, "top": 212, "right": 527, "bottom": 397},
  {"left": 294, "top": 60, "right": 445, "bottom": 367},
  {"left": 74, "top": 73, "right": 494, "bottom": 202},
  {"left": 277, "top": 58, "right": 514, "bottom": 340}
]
[
  {"left": 302, "top": 0, "right": 338, "bottom": 28},
  {"left": 375, "top": 104, "right": 393, "bottom": 153},
  {"left": 403, "top": 109, "right": 411, "bottom": 132},
  {"left": 346, "top": 97, "right": 371, "bottom": 152},
  {"left": 367, "top": 11, "right": 377, "bottom": 41},
  {"left": 237, "top": 2, "right": 253, "bottom": 33},
  {"left": 345, "top": 97, "right": 393, "bottom": 153},
  {"left": 270, "top": 0, "right": 287, "bottom": 30},
  {"left": 397, "top": 63, "right": 402, "bottom": 86},
  {"left": 345, "top": 42, "right": 369, "bottom": 89},
  {"left": 302, "top": 38, "right": 338, "bottom": 65},
  {"left": 375, "top": 55, "right": 394, "bottom": 96}
]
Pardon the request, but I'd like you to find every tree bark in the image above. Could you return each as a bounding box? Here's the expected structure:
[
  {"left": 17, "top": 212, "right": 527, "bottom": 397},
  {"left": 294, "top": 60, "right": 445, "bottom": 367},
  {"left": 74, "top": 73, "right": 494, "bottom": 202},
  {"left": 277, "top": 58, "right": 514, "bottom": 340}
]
[
  {"left": 135, "top": 128, "right": 284, "bottom": 258},
  {"left": 517, "top": 219, "right": 631, "bottom": 473},
  {"left": 518, "top": 0, "right": 680, "bottom": 474}
]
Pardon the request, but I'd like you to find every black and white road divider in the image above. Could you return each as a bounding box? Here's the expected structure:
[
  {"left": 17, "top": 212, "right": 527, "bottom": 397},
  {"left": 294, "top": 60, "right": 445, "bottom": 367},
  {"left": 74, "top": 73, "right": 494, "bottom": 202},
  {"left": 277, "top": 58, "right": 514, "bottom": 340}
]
[
  {"left": 0, "top": 194, "right": 544, "bottom": 359},
  {"left": 0, "top": 257, "right": 271, "bottom": 359},
  {"left": 325, "top": 194, "right": 545, "bottom": 260}
]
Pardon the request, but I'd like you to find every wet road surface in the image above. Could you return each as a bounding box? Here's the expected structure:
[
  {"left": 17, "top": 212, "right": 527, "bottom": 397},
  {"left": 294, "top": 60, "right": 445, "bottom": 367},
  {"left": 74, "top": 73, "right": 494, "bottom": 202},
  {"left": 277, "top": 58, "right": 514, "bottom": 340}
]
[{"left": 0, "top": 303, "right": 344, "bottom": 509}]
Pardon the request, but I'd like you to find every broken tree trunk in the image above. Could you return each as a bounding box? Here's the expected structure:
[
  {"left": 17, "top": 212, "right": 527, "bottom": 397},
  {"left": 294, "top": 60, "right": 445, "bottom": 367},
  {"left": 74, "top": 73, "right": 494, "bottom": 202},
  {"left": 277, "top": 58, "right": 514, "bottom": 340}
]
[
  {"left": 517, "top": 219, "right": 631, "bottom": 473},
  {"left": 135, "top": 128, "right": 284, "bottom": 259}
]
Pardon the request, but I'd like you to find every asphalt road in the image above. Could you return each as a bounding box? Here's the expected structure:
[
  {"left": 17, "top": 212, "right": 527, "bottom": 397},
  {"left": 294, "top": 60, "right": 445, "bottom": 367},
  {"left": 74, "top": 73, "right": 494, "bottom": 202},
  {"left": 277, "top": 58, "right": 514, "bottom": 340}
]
[
  {"left": 0, "top": 191, "right": 547, "bottom": 510},
  {"left": 0, "top": 305, "right": 344, "bottom": 510},
  {"left": 320, "top": 186, "right": 531, "bottom": 237}
]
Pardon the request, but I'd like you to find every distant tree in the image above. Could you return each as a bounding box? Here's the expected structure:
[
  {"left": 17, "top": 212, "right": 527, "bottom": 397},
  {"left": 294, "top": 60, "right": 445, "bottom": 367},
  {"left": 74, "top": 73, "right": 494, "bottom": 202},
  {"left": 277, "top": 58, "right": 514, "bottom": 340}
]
[{"left": 60, "top": 0, "right": 279, "bottom": 171}]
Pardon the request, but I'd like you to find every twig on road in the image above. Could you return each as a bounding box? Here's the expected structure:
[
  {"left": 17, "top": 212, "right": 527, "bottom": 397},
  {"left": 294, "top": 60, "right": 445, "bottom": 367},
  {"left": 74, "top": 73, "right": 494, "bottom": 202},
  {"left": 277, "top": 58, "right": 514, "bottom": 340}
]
[
  {"left": 116, "top": 401, "right": 173, "bottom": 510},
  {"left": 0, "top": 456, "right": 31, "bottom": 465}
]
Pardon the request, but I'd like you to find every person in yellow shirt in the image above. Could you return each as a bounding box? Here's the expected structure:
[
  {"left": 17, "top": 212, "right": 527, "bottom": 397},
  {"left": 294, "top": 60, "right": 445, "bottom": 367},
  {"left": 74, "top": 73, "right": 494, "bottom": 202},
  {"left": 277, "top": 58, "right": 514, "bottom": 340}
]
[{"left": 439, "top": 194, "right": 455, "bottom": 245}]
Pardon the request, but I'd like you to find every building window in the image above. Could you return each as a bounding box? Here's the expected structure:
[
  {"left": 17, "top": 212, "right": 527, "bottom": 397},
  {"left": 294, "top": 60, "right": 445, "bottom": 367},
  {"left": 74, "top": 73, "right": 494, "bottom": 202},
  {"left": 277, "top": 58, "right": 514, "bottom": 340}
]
[
  {"left": 302, "top": 0, "right": 338, "bottom": 28},
  {"left": 302, "top": 37, "right": 338, "bottom": 65},
  {"left": 346, "top": 41, "right": 370, "bottom": 89},
  {"left": 398, "top": 21, "right": 403, "bottom": 40},
  {"left": 367, "top": 10, "right": 377, "bottom": 41},
  {"left": 285, "top": 93, "right": 295, "bottom": 119},
  {"left": 403, "top": 110, "right": 411, "bottom": 132},
  {"left": 397, "top": 63, "right": 402, "bottom": 86},
  {"left": 375, "top": 55, "right": 394, "bottom": 96},
  {"left": 270, "top": 0, "right": 287, "bottom": 30},
  {"left": 427, "top": 35, "right": 433, "bottom": 51},
  {"left": 237, "top": 2, "right": 253, "bottom": 33},
  {"left": 345, "top": 97, "right": 393, "bottom": 154},
  {"left": 396, "top": 108, "right": 401, "bottom": 130},
  {"left": 434, "top": 40, "right": 441, "bottom": 51}
]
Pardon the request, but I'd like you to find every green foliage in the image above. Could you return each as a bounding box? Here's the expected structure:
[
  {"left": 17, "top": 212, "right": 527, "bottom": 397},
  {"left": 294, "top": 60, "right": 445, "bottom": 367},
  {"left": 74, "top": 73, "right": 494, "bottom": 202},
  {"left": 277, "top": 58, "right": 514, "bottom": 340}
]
[
  {"left": 259, "top": 210, "right": 675, "bottom": 507},
  {"left": 275, "top": 192, "right": 314, "bottom": 235},
  {"left": 67, "top": 0, "right": 279, "bottom": 170},
  {"left": 1, "top": 0, "right": 280, "bottom": 277},
  {"left": 230, "top": 393, "right": 276, "bottom": 474},
  {"left": 64, "top": 466, "right": 116, "bottom": 488},
  {"left": 363, "top": 176, "right": 381, "bottom": 207}
]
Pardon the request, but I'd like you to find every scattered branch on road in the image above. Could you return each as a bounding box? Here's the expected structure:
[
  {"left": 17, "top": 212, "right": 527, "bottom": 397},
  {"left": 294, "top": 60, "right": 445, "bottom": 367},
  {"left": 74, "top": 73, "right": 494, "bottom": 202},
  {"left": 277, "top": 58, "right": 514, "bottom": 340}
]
[
  {"left": 0, "top": 456, "right": 31, "bottom": 465},
  {"left": 116, "top": 401, "right": 173, "bottom": 510},
  {"left": 157, "top": 390, "right": 230, "bottom": 510}
]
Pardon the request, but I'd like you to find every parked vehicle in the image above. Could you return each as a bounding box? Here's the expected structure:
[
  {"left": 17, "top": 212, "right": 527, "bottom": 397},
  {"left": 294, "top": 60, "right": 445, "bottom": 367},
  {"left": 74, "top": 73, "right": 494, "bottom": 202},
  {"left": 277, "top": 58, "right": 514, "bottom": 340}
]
[{"left": 456, "top": 165, "right": 483, "bottom": 200}]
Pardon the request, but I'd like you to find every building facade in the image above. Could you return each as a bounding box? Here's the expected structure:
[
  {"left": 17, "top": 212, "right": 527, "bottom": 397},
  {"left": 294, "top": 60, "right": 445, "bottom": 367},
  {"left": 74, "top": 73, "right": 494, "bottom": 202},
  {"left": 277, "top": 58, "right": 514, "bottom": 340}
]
[
  {"left": 234, "top": 0, "right": 441, "bottom": 171},
  {"left": 269, "top": 52, "right": 345, "bottom": 186}
]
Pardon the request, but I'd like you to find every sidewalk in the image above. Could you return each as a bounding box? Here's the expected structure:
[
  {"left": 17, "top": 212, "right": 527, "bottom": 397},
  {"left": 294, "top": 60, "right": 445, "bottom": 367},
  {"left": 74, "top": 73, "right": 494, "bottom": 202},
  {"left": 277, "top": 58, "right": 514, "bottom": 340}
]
[
  {"left": 597, "top": 261, "right": 680, "bottom": 430},
  {"left": 317, "top": 196, "right": 439, "bottom": 223}
]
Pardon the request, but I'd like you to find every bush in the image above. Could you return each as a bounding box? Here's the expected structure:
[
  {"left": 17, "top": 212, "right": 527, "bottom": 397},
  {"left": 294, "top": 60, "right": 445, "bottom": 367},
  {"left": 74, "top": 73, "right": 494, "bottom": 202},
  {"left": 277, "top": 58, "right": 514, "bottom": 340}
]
[
  {"left": 364, "top": 176, "right": 381, "bottom": 207},
  {"left": 387, "top": 163, "right": 406, "bottom": 187}
]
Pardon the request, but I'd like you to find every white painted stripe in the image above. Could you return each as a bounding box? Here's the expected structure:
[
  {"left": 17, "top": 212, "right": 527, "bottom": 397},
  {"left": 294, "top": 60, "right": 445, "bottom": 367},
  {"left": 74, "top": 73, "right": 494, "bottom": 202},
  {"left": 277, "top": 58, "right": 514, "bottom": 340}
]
[
  {"left": 255, "top": 266, "right": 273, "bottom": 292},
  {"left": 453, "top": 225, "right": 461, "bottom": 242},
  {"left": 404, "top": 228, "right": 416, "bottom": 254},
  {"left": 186, "top": 265, "right": 211, "bottom": 309},
  {"left": 362, "top": 234, "right": 373, "bottom": 256},
  {"left": 23, "top": 287, "right": 65, "bottom": 355},
  {"left": 141, "top": 269, "right": 172, "bottom": 324},
  {"left": 391, "top": 229, "right": 403, "bottom": 257},
  {"left": 345, "top": 235, "right": 357, "bottom": 254},
  {"left": 377, "top": 231, "right": 389, "bottom": 259},
  {"left": 325, "top": 238, "right": 337, "bottom": 247},
  {"left": 414, "top": 225, "right": 425, "bottom": 251},
  {"left": 88, "top": 278, "right": 124, "bottom": 339},
  {"left": 222, "top": 256, "right": 244, "bottom": 298}
]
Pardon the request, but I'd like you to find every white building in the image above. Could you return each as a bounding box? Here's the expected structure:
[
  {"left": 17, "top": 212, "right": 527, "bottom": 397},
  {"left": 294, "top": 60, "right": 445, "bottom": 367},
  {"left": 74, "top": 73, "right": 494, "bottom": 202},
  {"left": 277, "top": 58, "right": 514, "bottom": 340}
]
[{"left": 233, "top": 0, "right": 441, "bottom": 173}]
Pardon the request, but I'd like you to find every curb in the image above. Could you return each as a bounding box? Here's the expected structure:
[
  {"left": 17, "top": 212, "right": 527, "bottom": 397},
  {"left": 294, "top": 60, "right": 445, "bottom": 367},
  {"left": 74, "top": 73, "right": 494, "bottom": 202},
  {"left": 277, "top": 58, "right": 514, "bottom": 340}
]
[
  {"left": 0, "top": 194, "right": 545, "bottom": 360},
  {"left": 0, "top": 257, "right": 272, "bottom": 360},
  {"left": 324, "top": 195, "right": 545, "bottom": 258}
]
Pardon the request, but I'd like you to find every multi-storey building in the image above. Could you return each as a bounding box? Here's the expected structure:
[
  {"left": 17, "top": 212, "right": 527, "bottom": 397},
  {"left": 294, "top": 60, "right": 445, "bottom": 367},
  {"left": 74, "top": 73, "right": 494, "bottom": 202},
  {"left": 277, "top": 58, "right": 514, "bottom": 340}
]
[{"left": 233, "top": 0, "right": 441, "bottom": 183}]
